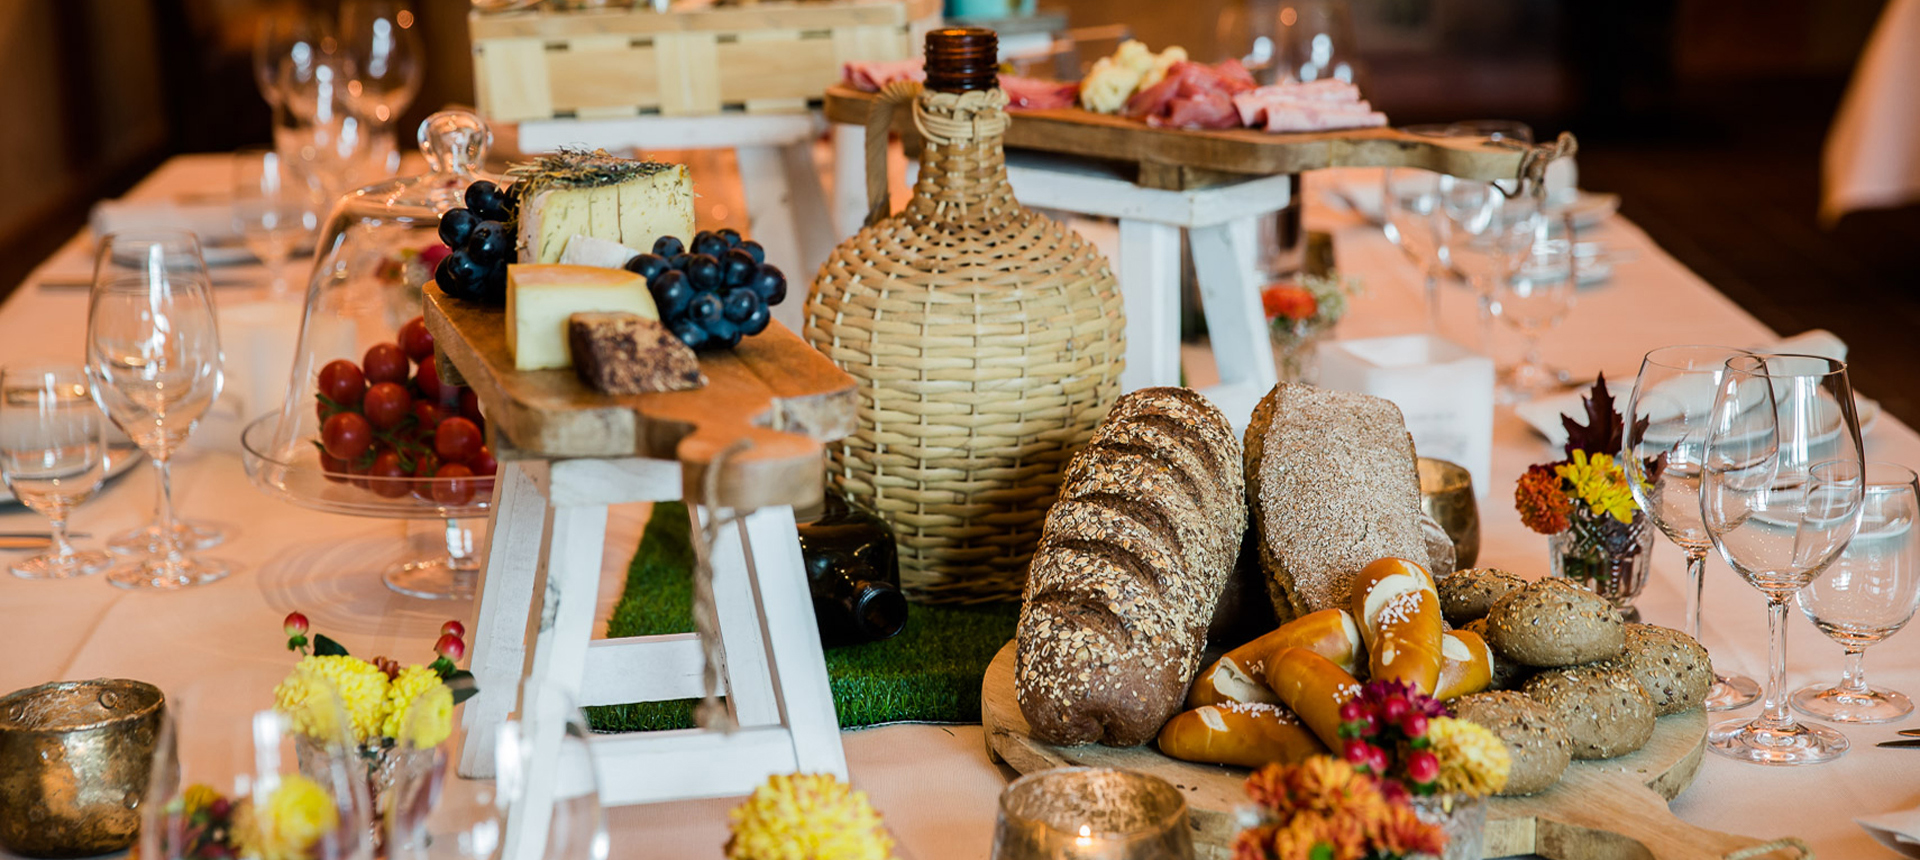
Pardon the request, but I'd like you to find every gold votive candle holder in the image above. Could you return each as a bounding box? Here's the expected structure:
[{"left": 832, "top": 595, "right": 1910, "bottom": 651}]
[
  {"left": 991, "top": 767, "right": 1194, "bottom": 860},
  {"left": 1418, "top": 457, "right": 1480, "bottom": 570},
  {"left": 0, "top": 679, "right": 165, "bottom": 858}
]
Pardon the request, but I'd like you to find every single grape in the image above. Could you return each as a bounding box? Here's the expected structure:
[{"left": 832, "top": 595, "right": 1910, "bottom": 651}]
[
  {"left": 722, "top": 288, "right": 759, "bottom": 323},
  {"left": 446, "top": 250, "right": 490, "bottom": 289},
  {"left": 738, "top": 240, "right": 766, "bottom": 264},
  {"left": 651, "top": 270, "right": 693, "bottom": 320},
  {"left": 434, "top": 256, "right": 473, "bottom": 298},
  {"left": 716, "top": 228, "right": 742, "bottom": 247},
  {"left": 692, "top": 232, "right": 728, "bottom": 258},
  {"left": 468, "top": 221, "right": 513, "bottom": 262},
  {"left": 625, "top": 253, "right": 669, "bottom": 282},
  {"left": 669, "top": 252, "right": 692, "bottom": 272},
  {"left": 438, "top": 208, "right": 478, "bottom": 248},
  {"left": 722, "top": 249, "right": 758, "bottom": 288},
  {"left": 686, "top": 254, "right": 722, "bottom": 291},
  {"left": 739, "top": 299, "right": 771, "bottom": 336},
  {"left": 671, "top": 318, "right": 709, "bottom": 350},
  {"left": 499, "top": 183, "right": 519, "bottom": 217},
  {"left": 688, "top": 292, "right": 724, "bottom": 325},
  {"left": 749, "top": 264, "right": 787, "bottom": 304},
  {"left": 704, "top": 317, "right": 741, "bottom": 351},
  {"left": 464, "top": 181, "right": 510, "bottom": 221},
  {"left": 653, "top": 235, "right": 685, "bottom": 258}
]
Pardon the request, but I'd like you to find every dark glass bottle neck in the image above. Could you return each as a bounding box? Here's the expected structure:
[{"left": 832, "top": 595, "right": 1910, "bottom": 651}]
[{"left": 924, "top": 26, "right": 998, "bottom": 93}]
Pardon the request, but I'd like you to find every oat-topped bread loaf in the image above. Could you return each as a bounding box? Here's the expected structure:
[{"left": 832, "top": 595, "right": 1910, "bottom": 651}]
[
  {"left": 1244, "top": 384, "right": 1428, "bottom": 622},
  {"left": 1016, "top": 387, "right": 1245, "bottom": 746}
]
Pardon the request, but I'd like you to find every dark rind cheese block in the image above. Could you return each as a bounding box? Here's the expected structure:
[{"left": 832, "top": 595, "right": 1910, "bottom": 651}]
[{"left": 567, "top": 312, "right": 705, "bottom": 395}]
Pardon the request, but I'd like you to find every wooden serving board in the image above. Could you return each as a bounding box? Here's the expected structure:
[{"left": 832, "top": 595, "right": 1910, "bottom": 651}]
[
  {"left": 422, "top": 283, "right": 856, "bottom": 510},
  {"left": 980, "top": 642, "right": 1801, "bottom": 860},
  {"left": 823, "top": 84, "right": 1537, "bottom": 191}
]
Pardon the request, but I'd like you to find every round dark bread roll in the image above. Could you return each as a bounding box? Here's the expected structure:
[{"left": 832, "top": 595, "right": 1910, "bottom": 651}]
[
  {"left": 1438, "top": 567, "right": 1527, "bottom": 625},
  {"left": 1485, "top": 581, "right": 1626, "bottom": 667},
  {"left": 1464, "top": 617, "right": 1532, "bottom": 691},
  {"left": 1523, "top": 665, "right": 1656, "bottom": 760},
  {"left": 1452, "top": 691, "right": 1571, "bottom": 796},
  {"left": 1598, "top": 623, "right": 1713, "bottom": 716}
]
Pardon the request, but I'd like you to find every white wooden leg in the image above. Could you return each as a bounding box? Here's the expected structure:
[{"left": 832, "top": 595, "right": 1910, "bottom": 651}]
[
  {"left": 459, "top": 460, "right": 547, "bottom": 779},
  {"left": 779, "top": 137, "right": 836, "bottom": 282},
  {"left": 1189, "top": 219, "right": 1279, "bottom": 426},
  {"left": 830, "top": 123, "right": 868, "bottom": 241},
  {"left": 737, "top": 143, "right": 815, "bottom": 336},
  {"left": 739, "top": 505, "right": 847, "bottom": 777},
  {"left": 695, "top": 505, "right": 780, "bottom": 727},
  {"left": 1116, "top": 219, "right": 1184, "bottom": 391}
]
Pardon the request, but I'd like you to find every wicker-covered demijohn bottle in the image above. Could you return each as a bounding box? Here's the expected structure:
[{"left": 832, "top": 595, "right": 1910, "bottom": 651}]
[{"left": 804, "top": 28, "right": 1126, "bottom": 604}]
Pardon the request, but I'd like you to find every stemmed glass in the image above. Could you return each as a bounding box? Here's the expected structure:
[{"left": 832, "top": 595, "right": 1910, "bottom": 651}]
[
  {"left": 0, "top": 365, "right": 114, "bottom": 580},
  {"left": 1625, "top": 345, "right": 1762, "bottom": 711},
  {"left": 233, "top": 148, "right": 321, "bottom": 299},
  {"left": 338, "top": 0, "right": 423, "bottom": 127},
  {"left": 1437, "top": 178, "right": 1544, "bottom": 362},
  {"left": 1380, "top": 125, "right": 1453, "bottom": 331},
  {"left": 1701, "top": 353, "right": 1865, "bottom": 765},
  {"left": 1489, "top": 230, "right": 1575, "bottom": 402},
  {"left": 87, "top": 231, "right": 232, "bottom": 589},
  {"left": 1792, "top": 462, "right": 1920, "bottom": 723}
]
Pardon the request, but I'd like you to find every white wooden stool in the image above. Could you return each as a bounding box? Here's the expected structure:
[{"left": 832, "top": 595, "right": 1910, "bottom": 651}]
[{"left": 519, "top": 113, "right": 839, "bottom": 335}]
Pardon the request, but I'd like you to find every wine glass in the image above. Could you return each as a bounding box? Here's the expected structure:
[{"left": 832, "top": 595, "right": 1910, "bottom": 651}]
[
  {"left": 1624, "top": 345, "right": 1762, "bottom": 711},
  {"left": 0, "top": 365, "right": 114, "bottom": 580},
  {"left": 1438, "top": 178, "right": 1543, "bottom": 360},
  {"left": 1701, "top": 353, "right": 1865, "bottom": 765},
  {"left": 1380, "top": 125, "right": 1452, "bottom": 331},
  {"left": 87, "top": 231, "right": 232, "bottom": 589},
  {"left": 338, "top": 0, "right": 423, "bottom": 126},
  {"left": 140, "top": 677, "right": 374, "bottom": 860},
  {"left": 1792, "top": 461, "right": 1920, "bottom": 723},
  {"left": 387, "top": 683, "right": 607, "bottom": 860},
  {"left": 233, "top": 148, "right": 322, "bottom": 299},
  {"left": 253, "top": 3, "right": 332, "bottom": 111},
  {"left": 1490, "top": 230, "right": 1575, "bottom": 402}
]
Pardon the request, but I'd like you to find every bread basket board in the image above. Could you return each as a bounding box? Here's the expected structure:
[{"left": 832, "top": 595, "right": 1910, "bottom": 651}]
[
  {"left": 422, "top": 283, "right": 856, "bottom": 510},
  {"left": 823, "top": 84, "right": 1541, "bottom": 191},
  {"left": 980, "top": 641, "right": 1802, "bottom": 860}
]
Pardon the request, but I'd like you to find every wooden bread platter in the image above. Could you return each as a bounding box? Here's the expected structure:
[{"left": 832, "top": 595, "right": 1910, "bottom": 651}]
[
  {"left": 980, "top": 641, "right": 1801, "bottom": 860},
  {"left": 822, "top": 84, "right": 1543, "bottom": 191},
  {"left": 421, "top": 283, "right": 856, "bottom": 510}
]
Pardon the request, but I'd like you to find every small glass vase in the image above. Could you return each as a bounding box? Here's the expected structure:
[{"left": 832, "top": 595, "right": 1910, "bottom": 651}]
[
  {"left": 1409, "top": 793, "right": 1487, "bottom": 860},
  {"left": 1269, "top": 318, "right": 1331, "bottom": 384},
  {"left": 298, "top": 736, "right": 437, "bottom": 858},
  {"left": 1548, "top": 512, "right": 1656, "bottom": 622}
]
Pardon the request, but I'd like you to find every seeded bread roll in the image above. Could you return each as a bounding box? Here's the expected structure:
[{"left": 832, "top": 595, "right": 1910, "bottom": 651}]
[
  {"left": 1463, "top": 617, "right": 1531, "bottom": 690},
  {"left": 1438, "top": 568, "right": 1527, "bottom": 626},
  {"left": 1523, "top": 665, "right": 1656, "bottom": 760},
  {"left": 1245, "top": 384, "right": 1428, "bottom": 622},
  {"left": 1597, "top": 623, "right": 1713, "bottom": 715},
  {"left": 1453, "top": 691, "right": 1571, "bottom": 796},
  {"left": 1485, "top": 580, "right": 1627, "bottom": 667},
  {"left": 1016, "top": 388, "right": 1245, "bottom": 746}
]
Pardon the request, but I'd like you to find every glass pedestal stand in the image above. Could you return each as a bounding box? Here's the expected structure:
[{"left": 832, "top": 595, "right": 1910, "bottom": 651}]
[{"left": 382, "top": 518, "right": 482, "bottom": 600}]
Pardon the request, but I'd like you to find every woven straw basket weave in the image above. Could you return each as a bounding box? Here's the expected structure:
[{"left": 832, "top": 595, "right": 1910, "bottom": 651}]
[{"left": 803, "top": 81, "right": 1126, "bottom": 604}]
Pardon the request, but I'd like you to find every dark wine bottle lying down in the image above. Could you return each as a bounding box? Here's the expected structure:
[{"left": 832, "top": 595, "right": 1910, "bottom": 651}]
[{"left": 795, "top": 490, "right": 909, "bottom": 646}]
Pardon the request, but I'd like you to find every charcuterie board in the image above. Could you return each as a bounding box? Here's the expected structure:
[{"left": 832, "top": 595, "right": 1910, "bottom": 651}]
[
  {"left": 422, "top": 283, "right": 856, "bottom": 510},
  {"left": 979, "top": 641, "right": 1802, "bottom": 860},
  {"left": 823, "top": 84, "right": 1543, "bottom": 191}
]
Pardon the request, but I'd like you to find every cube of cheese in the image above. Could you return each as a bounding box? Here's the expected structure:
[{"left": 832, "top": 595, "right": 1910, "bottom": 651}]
[
  {"left": 505, "top": 265, "right": 658, "bottom": 371},
  {"left": 518, "top": 162, "right": 695, "bottom": 264}
]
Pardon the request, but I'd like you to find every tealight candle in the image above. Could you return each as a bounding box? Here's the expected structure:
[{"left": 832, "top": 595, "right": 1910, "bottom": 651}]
[{"left": 989, "top": 768, "right": 1193, "bottom": 860}]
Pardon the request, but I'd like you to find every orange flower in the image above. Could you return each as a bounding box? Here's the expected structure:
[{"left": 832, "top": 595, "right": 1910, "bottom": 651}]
[
  {"left": 1246, "top": 757, "right": 1377, "bottom": 817},
  {"left": 1262, "top": 284, "right": 1319, "bottom": 321},
  {"left": 1366, "top": 802, "right": 1449, "bottom": 857},
  {"left": 1515, "top": 463, "right": 1573, "bottom": 535}
]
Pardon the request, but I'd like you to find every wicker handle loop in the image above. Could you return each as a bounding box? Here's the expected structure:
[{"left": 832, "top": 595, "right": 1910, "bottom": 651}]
[
  {"left": 1504, "top": 130, "right": 1580, "bottom": 200},
  {"left": 864, "top": 79, "right": 924, "bottom": 228}
]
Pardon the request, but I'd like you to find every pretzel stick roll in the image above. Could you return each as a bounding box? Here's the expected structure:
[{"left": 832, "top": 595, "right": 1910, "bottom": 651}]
[
  {"left": 1156, "top": 702, "right": 1328, "bottom": 768},
  {"left": 1349, "top": 557, "right": 1445, "bottom": 695},
  {"left": 1187, "top": 608, "right": 1365, "bottom": 708},
  {"left": 1435, "top": 629, "right": 1495, "bottom": 700},
  {"left": 1266, "top": 646, "right": 1364, "bottom": 750}
]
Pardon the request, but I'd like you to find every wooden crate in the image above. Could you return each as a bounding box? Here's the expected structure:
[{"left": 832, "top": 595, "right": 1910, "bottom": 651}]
[{"left": 470, "top": 0, "right": 940, "bottom": 121}]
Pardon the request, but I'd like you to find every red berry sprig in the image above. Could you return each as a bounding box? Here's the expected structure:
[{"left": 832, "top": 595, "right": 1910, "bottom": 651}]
[
  {"left": 284, "top": 612, "right": 310, "bottom": 654},
  {"left": 429, "top": 624, "right": 467, "bottom": 679},
  {"left": 1337, "top": 680, "right": 1449, "bottom": 796}
]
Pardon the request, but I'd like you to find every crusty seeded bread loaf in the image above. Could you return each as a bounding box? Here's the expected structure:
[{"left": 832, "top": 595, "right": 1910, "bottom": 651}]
[
  {"left": 1244, "top": 384, "right": 1428, "bottom": 622},
  {"left": 1016, "top": 387, "right": 1245, "bottom": 747}
]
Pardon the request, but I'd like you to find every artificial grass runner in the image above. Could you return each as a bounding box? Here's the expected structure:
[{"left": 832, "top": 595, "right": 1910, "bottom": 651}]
[{"left": 585, "top": 501, "right": 1019, "bottom": 733}]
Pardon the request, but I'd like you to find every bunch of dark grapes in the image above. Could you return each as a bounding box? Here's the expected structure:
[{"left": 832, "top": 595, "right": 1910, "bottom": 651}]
[
  {"left": 435, "top": 180, "right": 518, "bottom": 303},
  {"left": 625, "top": 228, "right": 786, "bottom": 351}
]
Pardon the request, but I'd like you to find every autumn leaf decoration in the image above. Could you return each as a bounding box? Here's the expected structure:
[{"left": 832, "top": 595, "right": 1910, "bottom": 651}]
[{"left": 1560, "top": 373, "right": 1665, "bottom": 484}]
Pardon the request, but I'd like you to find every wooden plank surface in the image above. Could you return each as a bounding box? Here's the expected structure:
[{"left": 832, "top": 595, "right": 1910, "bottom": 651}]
[
  {"left": 979, "top": 642, "right": 1802, "bottom": 860},
  {"left": 422, "top": 284, "right": 856, "bottom": 511},
  {"left": 823, "top": 85, "right": 1537, "bottom": 189},
  {"left": 468, "top": 0, "right": 939, "bottom": 40}
]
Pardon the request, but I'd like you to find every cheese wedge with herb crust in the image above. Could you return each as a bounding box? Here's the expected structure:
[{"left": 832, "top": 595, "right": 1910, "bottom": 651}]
[
  {"left": 505, "top": 264, "right": 657, "bottom": 371},
  {"left": 511, "top": 149, "right": 695, "bottom": 265}
]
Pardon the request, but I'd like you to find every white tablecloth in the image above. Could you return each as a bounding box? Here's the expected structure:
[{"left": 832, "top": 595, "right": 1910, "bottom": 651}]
[{"left": 3, "top": 155, "right": 1919, "bottom": 860}]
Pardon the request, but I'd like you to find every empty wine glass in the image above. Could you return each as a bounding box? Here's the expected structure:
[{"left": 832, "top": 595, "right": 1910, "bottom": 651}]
[
  {"left": 1490, "top": 231, "right": 1575, "bottom": 402},
  {"left": 1792, "top": 461, "right": 1920, "bottom": 723},
  {"left": 1438, "top": 178, "right": 1543, "bottom": 359},
  {"left": 0, "top": 365, "right": 113, "bottom": 580},
  {"left": 387, "top": 682, "right": 607, "bottom": 860},
  {"left": 88, "top": 231, "right": 232, "bottom": 589},
  {"left": 1701, "top": 353, "right": 1865, "bottom": 765},
  {"left": 233, "top": 148, "right": 322, "bottom": 299},
  {"left": 1624, "top": 345, "right": 1762, "bottom": 711},
  {"left": 338, "top": 0, "right": 423, "bottom": 126},
  {"left": 253, "top": 3, "right": 332, "bottom": 111}
]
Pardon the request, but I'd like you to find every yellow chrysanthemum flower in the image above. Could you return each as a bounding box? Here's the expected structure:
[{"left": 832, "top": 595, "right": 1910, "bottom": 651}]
[
  {"left": 1556, "top": 450, "right": 1638, "bottom": 524},
  {"left": 726, "top": 774, "right": 895, "bottom": 860},
  {"left": 1426, "top": 716, "right": 1511, "bottom": 797},
  {"left": 181, "top": 783, "right": 221, "bottom": 816},
  {"left": 273, "top": 655, "right": 390, "bottom": 744},
  {"left": 232, "top": 774, "right": 339, "bottom": 860},
  {"left": 381, "top": 664, "right": 453, "bottom": 747}
]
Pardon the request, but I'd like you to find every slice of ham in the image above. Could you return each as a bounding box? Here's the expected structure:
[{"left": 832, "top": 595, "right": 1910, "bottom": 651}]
[
  {"left": 842, "top": 58, "right": 926, "bottom": 92},
  {"left": 1001, "top": 75, "right": 1079, "bottom": 111},
  {"left": 1154, "top": 90, "right": 1239, "bottom": 129},
  {"left": 1125, "top": 60, "right": 1259, "bottom": 128},
  {"left": 843, "top": 61, "right": 1073, "bottom": 111},
  {"left": 1231, "top": 80, "right": 1387, "bottom": 132}
]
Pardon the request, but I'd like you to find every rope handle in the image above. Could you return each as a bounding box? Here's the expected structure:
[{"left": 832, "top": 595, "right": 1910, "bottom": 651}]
[
  {"left": 1500, "top": 130, "right": 1580, "bottom": 200},
  {"left": 862, "top": 83, "right": 1013, "bottom": 228},
  {"left": 1725, "top": 837, "right": 1814, "bottom": 860},
  {"left": 864, "top": 80, "right": 923, "bottom": 228},
  {"left": 688, "top": 438, "right": 754, "bottom": 734}
]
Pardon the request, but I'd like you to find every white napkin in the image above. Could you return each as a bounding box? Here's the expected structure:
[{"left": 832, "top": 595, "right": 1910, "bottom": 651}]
[
  {"left": 90, "top": 197, "right": 242, "bottom": 244},
  {"left": 1515, "top": 330, "right": 1853, "bottom": 448},
  {"left": 1860, "top": 806, "right": 1920, "bottom": 857}
]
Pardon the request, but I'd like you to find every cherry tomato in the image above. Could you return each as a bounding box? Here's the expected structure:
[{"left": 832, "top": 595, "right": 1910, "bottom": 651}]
[
  {"left": 416, "top": 354, "right": 455, "bottom": 405},
  {"left": 321, "top": 412, "right": 374, "bottom": 461},
  {"left": 320, "top": 452, "right": 350, "bottom": 484},
  {"left": 346, "top": 452, "right": 372, "bottom": 489},
  {"left": 432, "top": 463, "right": 476, "bottom": 506},
  {"left": 459, "top": 388, "right": 483, "bottom": 424},
  {"left": 366, "top": 451, "right": 411, "bottom": 498},
  {"left": 363, "top": 382, "right": 414, "bottom": 430},
  {"left": 410, "top": 451, "right": 441, "bottom": 501},
  {"left": 315, "top": 400, "right": 331, "bottom": 422},
  {"left": 318, "top": 360, "right": 366, "bottom": 408},
  {"left": 362, "top": 343, "right": 410, "bottom": 386},
  {"left": 399, "top": 317, "right": 434, "bottom": 362},
  {"left": 410, "top": 401, "right": 446, "bottom": 442},
  {"left": 468, "top": 445, "right": 498, "bottom": 495},
  {"left": 434, "top": 416, "right": 483, "bottom": 464}
]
